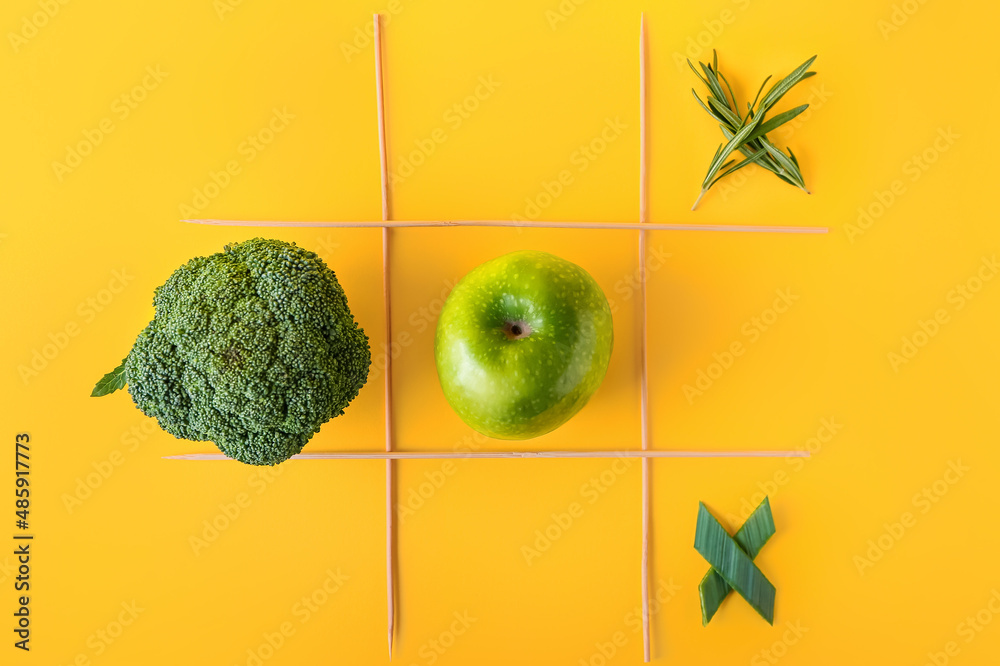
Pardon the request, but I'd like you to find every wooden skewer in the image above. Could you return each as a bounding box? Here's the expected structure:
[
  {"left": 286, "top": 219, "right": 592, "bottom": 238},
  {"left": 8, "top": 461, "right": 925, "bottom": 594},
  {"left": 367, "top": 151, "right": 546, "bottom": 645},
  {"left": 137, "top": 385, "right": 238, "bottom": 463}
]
[
  {"left": 164, "top": 449, "right": 811, "bottom": 460},
  {"left": 375, "top": 13, "right": 389, "bottom": 224},
  {"left": 638, "top": 13, "right": 652, "bottom": 663},
  {"left": 639, "top": 13, "right": 649, "bottom": 229},
  {"left": 181, "top": 218, "right": 828, "bottom": 234},
  {"left": 373, "top": 12, "right": 395, "bottom": 660}
]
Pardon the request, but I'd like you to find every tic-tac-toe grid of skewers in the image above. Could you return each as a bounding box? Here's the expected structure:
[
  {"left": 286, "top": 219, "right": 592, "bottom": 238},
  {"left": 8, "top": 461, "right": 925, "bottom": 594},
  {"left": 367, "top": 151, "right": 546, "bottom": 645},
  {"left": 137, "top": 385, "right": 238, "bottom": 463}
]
[{"left": 167, "top": 14, "right": 825, "bottom": 662}]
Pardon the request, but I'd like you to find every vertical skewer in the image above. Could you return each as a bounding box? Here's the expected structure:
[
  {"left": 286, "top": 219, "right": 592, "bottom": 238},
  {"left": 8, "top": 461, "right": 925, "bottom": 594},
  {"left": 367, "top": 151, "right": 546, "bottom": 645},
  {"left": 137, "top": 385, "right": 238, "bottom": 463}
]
[
  {"left": 373, "top": 12, "right": 395, "bottom": 659},
  {"left": 639, "top": 14, "right": 649, "bottom": 229},
  {"left": 638, "top": 13, "right": 653, "bottom": 664}
]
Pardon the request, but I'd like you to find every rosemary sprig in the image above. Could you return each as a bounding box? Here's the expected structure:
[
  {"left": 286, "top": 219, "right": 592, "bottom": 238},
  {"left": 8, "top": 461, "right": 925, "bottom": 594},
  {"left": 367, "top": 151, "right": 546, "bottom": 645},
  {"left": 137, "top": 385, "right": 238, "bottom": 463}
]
[{"left": 689, "top": 51, "right": 817, "bottom": 210}]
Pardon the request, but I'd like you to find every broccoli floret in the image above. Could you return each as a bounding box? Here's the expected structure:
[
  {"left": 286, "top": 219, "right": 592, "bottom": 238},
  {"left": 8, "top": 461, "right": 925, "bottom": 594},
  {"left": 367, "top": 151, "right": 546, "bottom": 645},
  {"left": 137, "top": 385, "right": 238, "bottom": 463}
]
[{"left": 92, "top": 238, "right": 371, "bottom": 465}]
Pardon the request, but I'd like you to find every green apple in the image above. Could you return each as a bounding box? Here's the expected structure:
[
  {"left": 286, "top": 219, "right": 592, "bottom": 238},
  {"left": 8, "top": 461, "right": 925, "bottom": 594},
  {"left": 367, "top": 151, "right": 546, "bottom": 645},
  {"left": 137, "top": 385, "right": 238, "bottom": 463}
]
[{"left": 435, "top": 250, "right": 614, "bottom": 439}]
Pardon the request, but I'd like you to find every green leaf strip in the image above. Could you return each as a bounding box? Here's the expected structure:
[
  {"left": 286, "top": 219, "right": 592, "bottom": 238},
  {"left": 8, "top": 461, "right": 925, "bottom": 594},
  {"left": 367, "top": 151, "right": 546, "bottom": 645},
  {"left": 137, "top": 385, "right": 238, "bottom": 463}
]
[
  {"left": 694, "top": 501, "right": 776, "bottom": 624},
  {"left": 698, "top": 497, "right": 775, "bottom": 624}
]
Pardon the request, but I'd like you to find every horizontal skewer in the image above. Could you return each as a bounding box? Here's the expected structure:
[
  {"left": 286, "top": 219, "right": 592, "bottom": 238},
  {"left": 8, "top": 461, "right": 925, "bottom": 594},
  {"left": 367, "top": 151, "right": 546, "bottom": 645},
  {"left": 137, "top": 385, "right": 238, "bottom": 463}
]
[
  {"left": 182, "top": 218, "right": 827, "bottom": 234},
  {"left": 164, "top": 449, "right": 810, "bottom": 461}
]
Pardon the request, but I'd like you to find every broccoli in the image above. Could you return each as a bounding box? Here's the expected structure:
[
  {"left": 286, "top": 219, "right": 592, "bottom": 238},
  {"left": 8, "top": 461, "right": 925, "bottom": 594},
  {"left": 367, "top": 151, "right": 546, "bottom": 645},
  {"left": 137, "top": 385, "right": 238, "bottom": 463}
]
[{"left": 92, "top": 238, "right": 371, "bottom": 465}]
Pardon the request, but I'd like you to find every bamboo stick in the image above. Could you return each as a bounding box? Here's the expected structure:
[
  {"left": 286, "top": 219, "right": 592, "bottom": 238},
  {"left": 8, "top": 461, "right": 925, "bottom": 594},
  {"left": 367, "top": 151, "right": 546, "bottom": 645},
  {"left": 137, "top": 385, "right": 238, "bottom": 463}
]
[
  {"left": 181, "top": 218, "right": 828, "bottom": 234},
  {"left": 164, "top": 450, "right": 810, "bottom": 461},
  {"left": 638, "top": 14, "right": 652, "bottom": 662},
  {"left": 373, "top": 12, "right": 395, "bottom": 659}
]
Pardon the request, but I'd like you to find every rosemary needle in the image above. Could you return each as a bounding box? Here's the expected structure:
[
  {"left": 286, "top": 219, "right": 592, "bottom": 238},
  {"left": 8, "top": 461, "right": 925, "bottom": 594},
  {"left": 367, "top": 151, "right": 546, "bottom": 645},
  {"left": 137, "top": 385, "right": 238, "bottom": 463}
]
[{"left": 689, "top": 51, "right": 817, "bottom": 210}]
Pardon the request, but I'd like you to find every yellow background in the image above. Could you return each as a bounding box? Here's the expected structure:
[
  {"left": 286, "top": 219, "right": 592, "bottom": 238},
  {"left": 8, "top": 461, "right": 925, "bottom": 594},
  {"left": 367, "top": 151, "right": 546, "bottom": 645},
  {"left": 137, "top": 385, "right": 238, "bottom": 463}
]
[{"left": 3, "top": 0, "right": 999, "bottom": 664}]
